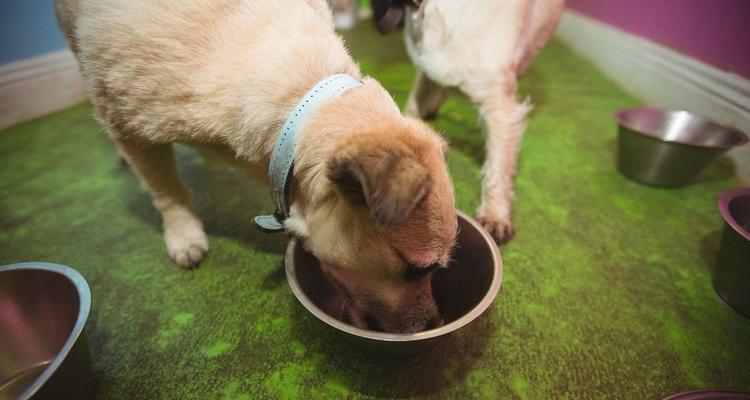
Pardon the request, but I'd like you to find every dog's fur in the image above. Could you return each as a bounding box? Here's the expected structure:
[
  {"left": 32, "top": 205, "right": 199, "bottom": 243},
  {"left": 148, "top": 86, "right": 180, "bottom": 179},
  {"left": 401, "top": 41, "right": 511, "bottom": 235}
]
[
  {"left": 55, "top": 0, "right": 457, "bottom": 333},
  {"left": 402, "top": 0, "right": 564, "bottom": 243}
]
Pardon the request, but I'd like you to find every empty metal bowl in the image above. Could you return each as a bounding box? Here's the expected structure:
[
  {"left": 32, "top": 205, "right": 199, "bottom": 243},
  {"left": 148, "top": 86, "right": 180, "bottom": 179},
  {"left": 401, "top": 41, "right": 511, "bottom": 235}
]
[
  {"left": 285, "top": 210, "right": 503, "bottom": 356},
  {"left": 0, "top": 262, "right": 93, "bottom": 400},
  {"left": 615, "top": 107, "right": 748, "bottom": 187},
  {"left": 713, "top": 187, "right": 750, "bottom": 317}
]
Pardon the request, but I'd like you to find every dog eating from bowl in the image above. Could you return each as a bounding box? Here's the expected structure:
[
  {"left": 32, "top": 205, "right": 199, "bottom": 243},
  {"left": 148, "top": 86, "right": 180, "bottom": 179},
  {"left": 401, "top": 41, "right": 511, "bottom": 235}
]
[{"left": 55, "top": 0, "right": 457, "bottom": 333}]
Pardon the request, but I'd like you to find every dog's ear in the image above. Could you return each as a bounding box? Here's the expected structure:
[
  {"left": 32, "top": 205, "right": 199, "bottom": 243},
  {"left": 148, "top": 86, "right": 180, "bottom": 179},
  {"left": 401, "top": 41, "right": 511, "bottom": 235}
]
[{"left": 328, "top": 141, "right": 432, "bottom": 230}]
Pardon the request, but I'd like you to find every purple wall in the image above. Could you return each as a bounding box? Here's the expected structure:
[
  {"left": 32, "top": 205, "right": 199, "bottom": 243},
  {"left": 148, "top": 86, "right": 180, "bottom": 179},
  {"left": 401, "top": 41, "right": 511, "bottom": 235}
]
[{"left": 567, "top": 0, "right": 750, "bottom": 80}]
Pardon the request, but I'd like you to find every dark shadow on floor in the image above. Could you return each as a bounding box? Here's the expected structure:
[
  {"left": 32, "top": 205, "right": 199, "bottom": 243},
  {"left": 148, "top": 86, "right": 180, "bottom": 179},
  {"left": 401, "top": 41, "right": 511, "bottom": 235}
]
[
  {"left": 121, "top": 146, "right": 287, "bottom": 256},
  {"left": 86, "top": 318, "right": 109, "bottom": 400},
  {"left": 261, "top": 259, "right": 288, "bottom": 290},
  {"left": 700, "top": 229, "right": 723, "bottom": 274},
  {"left": 445, "top": 133, "right": 486, "bottom": 165},
  {"left": 431, "top": 98, "right": 485, "bottom": 165}
]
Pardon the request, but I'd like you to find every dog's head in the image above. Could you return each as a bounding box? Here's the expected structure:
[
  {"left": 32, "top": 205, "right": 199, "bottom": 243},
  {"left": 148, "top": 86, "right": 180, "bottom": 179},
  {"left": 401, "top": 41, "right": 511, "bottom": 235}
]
[{"left": 288, "top": 110, "right": 456, "bottom": 333}]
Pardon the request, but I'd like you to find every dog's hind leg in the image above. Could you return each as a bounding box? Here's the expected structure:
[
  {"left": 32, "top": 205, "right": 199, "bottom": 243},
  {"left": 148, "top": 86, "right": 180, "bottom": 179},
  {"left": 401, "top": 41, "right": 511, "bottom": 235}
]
[
  {"left": 463, "top": 73, "right": 531, "bottom": 244},
  {"left": 113, "top": 136, "right": 209, "bottom": 268},
  {"left": 404, "top": 70, "right": 448, "bottom": 120}
]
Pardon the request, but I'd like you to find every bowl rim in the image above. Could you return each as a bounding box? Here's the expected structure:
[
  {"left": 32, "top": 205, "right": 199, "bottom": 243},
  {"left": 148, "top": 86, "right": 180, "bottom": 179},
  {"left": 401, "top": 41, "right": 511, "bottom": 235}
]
[
  {"left": 662, "top": 389, "right": 750, "bottom": 400},
  {"left": 719, "top": 187, "right": 750, "bottom": 242},
  {"left": 284, "top": 210, "right": 503, "bottom": 342},
  {"left": 614, "top": 107, "right": 749, "bottom": 150},
  {"left": 0, "top": 262, "right": 91, "bottom": 400}
]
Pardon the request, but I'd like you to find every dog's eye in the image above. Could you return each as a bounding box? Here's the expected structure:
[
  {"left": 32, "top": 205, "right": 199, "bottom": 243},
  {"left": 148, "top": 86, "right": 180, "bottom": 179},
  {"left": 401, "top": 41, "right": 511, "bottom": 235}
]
[
  {"left": 395, "top": 249, "right": 441, "bottom": 281},
  {"left": 405, "top": 263, "right": 439, "bottom": 281}
]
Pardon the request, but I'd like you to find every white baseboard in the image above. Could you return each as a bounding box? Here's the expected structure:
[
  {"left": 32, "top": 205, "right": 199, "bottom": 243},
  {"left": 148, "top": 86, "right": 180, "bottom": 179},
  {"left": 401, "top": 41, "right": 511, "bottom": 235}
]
[
  {"left": 556, "top": 10, "right": 750, "bottom": 184},
  {"left": 0, "top": 49, "right": 88, "bottom": 130}
]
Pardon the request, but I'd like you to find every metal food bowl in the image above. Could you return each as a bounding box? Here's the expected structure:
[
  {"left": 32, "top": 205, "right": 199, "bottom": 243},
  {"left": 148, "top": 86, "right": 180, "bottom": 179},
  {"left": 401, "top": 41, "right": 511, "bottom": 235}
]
[
  {"left": 663, "top": 389, "right": 750, "bottom": 400},
  {"left": 285, "top": 210, "right": 503, "bottom": 356},
  {"left": 713, "top": 187, "right": 750, "bottom": 317},
  {"left": 0, "top": 262, "right": 93, "bottom": 400},
  {"left": 615, "top": 107, "right": 748, "bottom": 187}
]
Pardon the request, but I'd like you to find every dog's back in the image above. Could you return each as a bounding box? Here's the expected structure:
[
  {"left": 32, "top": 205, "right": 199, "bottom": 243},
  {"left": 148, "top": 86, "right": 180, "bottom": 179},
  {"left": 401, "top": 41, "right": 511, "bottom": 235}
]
[
  {"left": 405, "top": 0, "right": 563, "bottom": 87},
  {"left": 54, "top": 0, "right": 357, "bottom": 160},
  {"left": 54, "top": 0, "right": 80, "bottom": 53}
]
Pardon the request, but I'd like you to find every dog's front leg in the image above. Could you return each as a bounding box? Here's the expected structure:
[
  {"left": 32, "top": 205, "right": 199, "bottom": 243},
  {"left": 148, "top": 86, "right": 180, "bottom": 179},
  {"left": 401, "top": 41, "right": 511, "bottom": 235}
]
[
  {"left": 114, "top": 137, "right": 209, "bottom": 268},
  {"left": 466, "top": 78, "right": 531, "bottom": 244},
  {"left": 404, "top": 70, "right": 448, "bottom": 120}
]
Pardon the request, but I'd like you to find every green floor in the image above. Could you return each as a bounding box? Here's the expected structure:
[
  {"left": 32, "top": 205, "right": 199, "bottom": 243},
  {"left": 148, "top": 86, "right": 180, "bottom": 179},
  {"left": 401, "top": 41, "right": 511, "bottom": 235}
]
[{"left": 2, "top": 24, "right": 749, "bottom": 399}]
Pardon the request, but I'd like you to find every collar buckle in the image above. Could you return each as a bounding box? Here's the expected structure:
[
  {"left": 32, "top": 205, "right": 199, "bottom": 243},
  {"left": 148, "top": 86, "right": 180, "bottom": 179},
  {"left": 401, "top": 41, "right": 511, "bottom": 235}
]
[{"left": 251, "top": 214, "right": 285, "bottom": 233}]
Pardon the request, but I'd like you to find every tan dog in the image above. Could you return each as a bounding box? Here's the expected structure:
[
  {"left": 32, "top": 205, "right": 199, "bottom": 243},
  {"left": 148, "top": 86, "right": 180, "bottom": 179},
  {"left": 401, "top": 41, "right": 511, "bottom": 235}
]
[
  {"left": 55, "top": 0, "right": 457, "bottom": 333},
  {"left": 399, "top": 0, "right": 564, "bottom": 243}
]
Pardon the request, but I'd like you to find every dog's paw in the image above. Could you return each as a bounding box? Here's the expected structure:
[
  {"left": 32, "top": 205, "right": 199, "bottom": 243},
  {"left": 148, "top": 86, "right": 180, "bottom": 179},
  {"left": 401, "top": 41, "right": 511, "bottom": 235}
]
[
  {"left": 475, "top": 211, "right": 514, "bottom": 245},
  {"left": 164, "top": 222, "right": 209, "bottom": 269}
]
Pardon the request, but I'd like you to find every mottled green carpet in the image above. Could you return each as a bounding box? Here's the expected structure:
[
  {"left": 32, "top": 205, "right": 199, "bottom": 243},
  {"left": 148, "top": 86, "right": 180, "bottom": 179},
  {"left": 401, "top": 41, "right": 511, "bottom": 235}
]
[{"left": 1, "top": 23, "right": 749, "bottom": 399}]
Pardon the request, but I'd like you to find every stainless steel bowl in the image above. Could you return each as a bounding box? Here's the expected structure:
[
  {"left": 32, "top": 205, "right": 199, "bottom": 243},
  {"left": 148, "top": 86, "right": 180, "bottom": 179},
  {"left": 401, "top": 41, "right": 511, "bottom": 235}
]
[
  {"left": 615, "top": 107, "right": 748, "bottom": 187},
  {"left": 285, "top": 210, "right": 503, "bottom": 356},
  {"left": 713, "top": 187, "right": 750, "bottom": 318},
  {"left": 663, "top": 389, "right": 750, "bottom": 400},
  {"left": 0, "top": 262, "right": 93, "bottom": 400}
]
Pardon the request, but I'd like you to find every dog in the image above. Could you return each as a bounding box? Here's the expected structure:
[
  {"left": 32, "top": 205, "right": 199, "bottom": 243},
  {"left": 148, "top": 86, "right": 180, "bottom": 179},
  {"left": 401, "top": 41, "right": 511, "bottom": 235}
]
[
  {"left": 55, "top": 0, "right": 457, "bottom": 333},
  {"left": 376, "top": 0, "right": 564, "bottom": 243}
]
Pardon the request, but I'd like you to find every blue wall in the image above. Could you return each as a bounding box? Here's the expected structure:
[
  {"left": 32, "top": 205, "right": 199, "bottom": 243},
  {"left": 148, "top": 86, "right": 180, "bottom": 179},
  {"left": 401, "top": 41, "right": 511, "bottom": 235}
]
[{"left": 0, "top": 0, "right": 68, "bottom": 64}]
